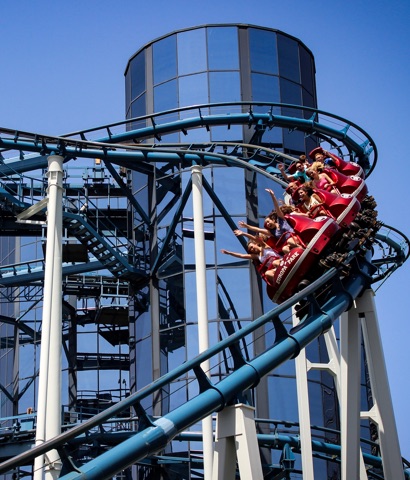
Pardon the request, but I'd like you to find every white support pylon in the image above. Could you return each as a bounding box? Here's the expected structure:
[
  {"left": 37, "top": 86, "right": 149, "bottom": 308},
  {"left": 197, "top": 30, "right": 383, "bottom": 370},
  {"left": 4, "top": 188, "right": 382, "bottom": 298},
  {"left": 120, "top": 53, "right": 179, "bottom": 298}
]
[
  {"left": 357, "top": 290, "right": 404, "bottom": 480},
  {"left": 191, "top": 165, "right": 214, "bottom": 479},
  {"left": 308, "top": 324, "right": 368, "bottom": 479},
  {"left": 340, "top": 308, "right": 363, "bottom": 480},
  {"left": 212, "top": 404, "right": 263, "bottom": 480},
  {"left": 292, "top": 307, "right": 314, "bottom": 478},
  {"left": 33, "top": 155, "right": 64, "bottom": 480}
]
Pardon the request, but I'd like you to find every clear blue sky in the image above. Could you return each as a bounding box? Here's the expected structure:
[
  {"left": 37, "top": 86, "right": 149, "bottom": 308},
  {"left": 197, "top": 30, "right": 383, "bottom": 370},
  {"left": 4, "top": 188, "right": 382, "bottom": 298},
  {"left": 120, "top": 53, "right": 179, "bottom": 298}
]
[{"left": 1, "top": 0, "right": 409, "bottom": 458}]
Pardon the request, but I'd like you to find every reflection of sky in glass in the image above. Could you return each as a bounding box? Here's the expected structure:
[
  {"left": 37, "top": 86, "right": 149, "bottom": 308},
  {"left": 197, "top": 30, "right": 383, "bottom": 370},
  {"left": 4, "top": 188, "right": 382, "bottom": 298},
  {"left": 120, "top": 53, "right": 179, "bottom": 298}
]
[
  {"left": 136, "top": 337, "right": 153, "bottom": 392},
  {"left": 217, "top": 268, "right": 252, "bottom": 319},
  {"left": 154, "top": 79, "right": 177, "bottom": 112},
  {"left": 153, "top": 34, "right": 177, "bottom": 85},
  {"left": 210, "top": 125, "right": 243, "bottom": 142},
  {"left": 177, "top": 29, "right": 206, "bottom": 76},
  {"left": 131, "top": 94, "right": 146, "bottom": 119},
  {"left": 268, "top": 375, "right": 298, "bottom": 420},
  {"left": 251, "top": 72, "right": 280, "bottom": 103},
  {"left": 179, "top": 73, "right": 208, "bottom": 107},
  {"left": 207, "top": 27, "right": 239, "bottom": 70},
  {"left": 169, "top": 379, "right": 188, "bottom": 412},
  {"left": 213, "top": 166, "right": 245, "bottom": 213},
  {"left": 130, "top": 51, "right": 145, "bottom": 100},
  {"left": 249, "top": 28, "right": 278, "bottom": 75},
  {"left": 210, "top": 72, "right": 240, "bottom": 103},
  {"left": 277, "top": 34, "right": 300, "bottom": 83}
]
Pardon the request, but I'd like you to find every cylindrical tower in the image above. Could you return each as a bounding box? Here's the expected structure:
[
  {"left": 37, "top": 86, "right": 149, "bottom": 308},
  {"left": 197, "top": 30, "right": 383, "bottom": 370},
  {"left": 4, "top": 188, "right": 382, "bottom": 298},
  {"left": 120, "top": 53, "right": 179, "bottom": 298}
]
[{"left": 124, "top": 24, "right": 342, "bottom": 479}]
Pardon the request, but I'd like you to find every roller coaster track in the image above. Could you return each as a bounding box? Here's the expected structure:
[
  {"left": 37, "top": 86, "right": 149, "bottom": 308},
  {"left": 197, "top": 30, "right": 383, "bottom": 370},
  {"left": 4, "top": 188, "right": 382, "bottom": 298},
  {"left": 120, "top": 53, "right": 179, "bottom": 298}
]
[
  {"left": 0, "top": 103, "right": 408, "bottom": 478},
  {"left": 1, "top": 257, "right": 409, "bottom": 478},
  {"left": 0, "top": 259, "right": 378, "bottom": 475},
  {"left": 0, "top": 102, "right": 376, "bottom": 173}
]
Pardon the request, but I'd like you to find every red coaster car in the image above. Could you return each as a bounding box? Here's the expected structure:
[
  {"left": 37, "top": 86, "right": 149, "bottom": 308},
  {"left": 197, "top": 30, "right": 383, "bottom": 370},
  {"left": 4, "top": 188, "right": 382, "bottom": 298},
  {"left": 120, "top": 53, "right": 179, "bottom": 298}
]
[
  {"left": 266, "top": 216, "right": 341, "bottom": 303},
  {"left": 307, "top": 189, "right": 361, "bottom": 229},
  {"left": 324, "top": 168, "right": 368, "bottom": 202},
  {"left": 288, "top": 187, "right": 361, "bottom": 229},
  {"left": 309, "top": 147, "right": 364, "bottom": 179}
]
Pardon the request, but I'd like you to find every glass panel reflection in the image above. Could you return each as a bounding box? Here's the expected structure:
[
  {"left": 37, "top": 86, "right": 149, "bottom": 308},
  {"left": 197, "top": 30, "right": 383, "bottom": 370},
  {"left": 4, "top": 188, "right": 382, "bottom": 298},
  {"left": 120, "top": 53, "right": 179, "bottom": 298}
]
[
  {"left": 213, "top": 166, "right": 245, "bottom": 213},
  {"left": 251, "top": 73, "right": 280, "bottom": 103},
  {"left": 207, "top": 27, "right": 239, "bottom": 70},
  {"left": 210, "top": 125, "right": 243, "bottom": 142},
  {"left": 300, "top": 46, "right": 315, "bottom": 95},
  {"left": 249, "top": 28, "right": 278, "bottom": 75},
  {"left": 153, "top": 34, "right": 177, "bottom": 85},
  {"left": 277, "top": 34, "right": 300, "bottom": 83},
  {"left": 131, "top": 94, "right": 146, "bottom": 119},
  {"left": 179, "top": 73, "right": 208, "bottom": 108},
  {"left": 154, "top": 79, "right": 177, "bottom": 112},
  {"left": 280, "top": 79, "right": 302, "bottom": 116},
  {"left": 177, "top": 28, "right": 206, "bottom": 75},
  {"left": 136, "top": 337, "right": 153, "bottom": 391},
  {"left": 130, "top": 51, "right": 146, "bottom": 101},
  {"left": 217, "top": 268, "right": 252, "bottom": 319},
  {"left": 268, "top": 375, "right": 298, "bottom": 420},
  {"left": 125, "top": 70, "right": 131, "bottom": 113},
  {"left": 210, "top": 72, "right": 240, "bottom": 103}
]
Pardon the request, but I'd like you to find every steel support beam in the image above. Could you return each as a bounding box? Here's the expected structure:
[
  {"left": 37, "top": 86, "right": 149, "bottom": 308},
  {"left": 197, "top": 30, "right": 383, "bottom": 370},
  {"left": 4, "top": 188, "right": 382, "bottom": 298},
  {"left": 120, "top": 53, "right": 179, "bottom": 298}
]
[
  {"left": 33, "top": 155, "right": 64, "bottom": 480},
  {"left": 212, "top": 404, "right": 263, "bottom": 480},
  {"left": 192, "top": 165, "right": 214, "bottom": 478},
  {"left": 358, "top": 290, "right": 404, "bottom": 480}
]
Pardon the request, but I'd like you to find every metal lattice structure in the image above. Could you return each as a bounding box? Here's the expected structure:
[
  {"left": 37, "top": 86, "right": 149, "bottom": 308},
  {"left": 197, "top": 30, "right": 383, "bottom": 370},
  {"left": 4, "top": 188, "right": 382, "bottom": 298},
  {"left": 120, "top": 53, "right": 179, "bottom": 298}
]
[{"left": 0, "top": 103, "right": 409, "bottom": 479}]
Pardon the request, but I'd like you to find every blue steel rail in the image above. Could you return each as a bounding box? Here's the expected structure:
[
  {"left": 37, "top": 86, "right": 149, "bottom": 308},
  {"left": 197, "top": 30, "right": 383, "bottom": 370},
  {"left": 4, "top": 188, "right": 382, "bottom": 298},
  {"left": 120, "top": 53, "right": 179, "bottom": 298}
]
[
  {"left": 1, "top": 252, "right": 409, "bottom": 478},
  {"left": 0, "top": 105, "right": 407, "bottom": 478},
  {"left": 0, "top": 254, "right": 377, "bottom": 477},
  {"left": 0, "top": 102, "right": 376, "bottom": 176}
]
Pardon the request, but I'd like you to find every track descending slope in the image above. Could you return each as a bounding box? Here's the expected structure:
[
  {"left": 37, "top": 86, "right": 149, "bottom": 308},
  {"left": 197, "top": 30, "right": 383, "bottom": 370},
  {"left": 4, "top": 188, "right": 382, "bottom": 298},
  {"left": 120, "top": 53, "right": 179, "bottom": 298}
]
[
  {"left": 0, "top": 103, "right": 408, "bottom": 478},
  {"left": 0, "top": 252, "right": 382, "bottom": 478}
]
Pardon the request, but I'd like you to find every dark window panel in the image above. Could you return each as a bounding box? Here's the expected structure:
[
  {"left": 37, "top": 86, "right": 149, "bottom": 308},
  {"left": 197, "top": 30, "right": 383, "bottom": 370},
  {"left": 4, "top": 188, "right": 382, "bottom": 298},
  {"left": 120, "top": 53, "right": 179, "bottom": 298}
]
[
  {"left": 283, "top": 130, "right": 305, "bottom": 153},
  {"left": 249, "top": 28, "right": 278, "bottom": 75},
  {"left": 125, "top": 69, "right": 131, "bottom": 112},
  {"left": 280, "top": 78, "right": 303, "bottom": 117},
  {"left": 283, "top": 129, "right": 305, "bottom": 153},
  {"left": 302, "top": 89, "right": 316, "bottom": 112},
  {"left": 131, "top": 93, "right": 146, "bottom": 119},
  {"left": 153, "top": 34, "right": 177, "bottom": 85},
  {"left": 277, "top": 34, "right": 300, "bottom": 83},
  {"left": 300, "top": 45, "right": 316, "bottom": 96},
  {"left": 130, "top": 51, "right": 146, "bottom": 101},
  {"left": 154, "top": 79, "right": 177, "bottom": 112},
  {"left": 251, "top": 73, "right": 282, "bottom": 144},
  {"left": 251, "top": 72, "right": 280, "bottom": 103}
]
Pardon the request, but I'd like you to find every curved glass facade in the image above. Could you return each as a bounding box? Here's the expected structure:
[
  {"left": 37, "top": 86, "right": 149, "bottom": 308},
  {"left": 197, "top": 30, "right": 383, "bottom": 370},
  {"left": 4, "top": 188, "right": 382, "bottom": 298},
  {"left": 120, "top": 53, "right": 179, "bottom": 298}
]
[{"left": 125, "top": 25, "right": 342, "bottom": 478}]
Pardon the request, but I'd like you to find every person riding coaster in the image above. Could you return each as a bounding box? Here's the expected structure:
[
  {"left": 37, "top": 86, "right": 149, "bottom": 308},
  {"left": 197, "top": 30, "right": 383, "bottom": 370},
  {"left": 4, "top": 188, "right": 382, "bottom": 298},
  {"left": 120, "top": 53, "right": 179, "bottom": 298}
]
[
  {"left": 266, "top": 215, "right": 342, "bottom": 303},
  {"left": 308, "top": 146, "right": 364, "bottom": 179},
  {"left": 289, "top": 184, "right": 361, "bottom": 229},
  {"left": 317, "top": 166, "right": 368, "bottom": 202}
]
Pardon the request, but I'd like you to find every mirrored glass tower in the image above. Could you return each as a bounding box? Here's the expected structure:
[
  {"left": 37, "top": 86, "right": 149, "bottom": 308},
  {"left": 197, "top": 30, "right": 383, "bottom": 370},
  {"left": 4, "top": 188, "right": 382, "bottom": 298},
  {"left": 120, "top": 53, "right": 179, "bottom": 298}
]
[{"left": 124, "top": 24, "right": 347, "bottom": 478}]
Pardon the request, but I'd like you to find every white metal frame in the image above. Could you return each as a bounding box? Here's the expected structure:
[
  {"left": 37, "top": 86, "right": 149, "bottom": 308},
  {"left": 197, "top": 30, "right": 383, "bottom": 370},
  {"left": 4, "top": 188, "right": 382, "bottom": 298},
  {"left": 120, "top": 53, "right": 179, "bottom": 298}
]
[
  {"left": 33, "top": 155, "right": 64, "bottom": 480},
  {"left": 192, "top": 165, "right": 214, "bottom": 478},
  {"left": 212, "top": 404, "right": 263, "bottom": 480}
]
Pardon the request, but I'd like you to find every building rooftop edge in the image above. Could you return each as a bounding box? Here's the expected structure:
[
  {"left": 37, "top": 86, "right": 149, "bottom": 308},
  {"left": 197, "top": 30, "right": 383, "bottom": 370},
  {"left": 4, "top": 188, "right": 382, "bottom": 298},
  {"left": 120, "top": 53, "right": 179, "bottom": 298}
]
[{"left": 123, "top": 23, "right": 315, "bottom": 76}]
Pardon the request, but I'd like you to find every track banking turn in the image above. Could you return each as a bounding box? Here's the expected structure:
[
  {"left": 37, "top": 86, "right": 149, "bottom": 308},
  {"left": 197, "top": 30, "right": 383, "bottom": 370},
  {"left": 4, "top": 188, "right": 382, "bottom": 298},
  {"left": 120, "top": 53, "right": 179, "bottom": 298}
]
[{"left": 0, "top": 102, "right": 409, "bottom": 478}]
